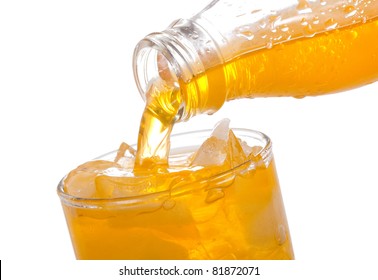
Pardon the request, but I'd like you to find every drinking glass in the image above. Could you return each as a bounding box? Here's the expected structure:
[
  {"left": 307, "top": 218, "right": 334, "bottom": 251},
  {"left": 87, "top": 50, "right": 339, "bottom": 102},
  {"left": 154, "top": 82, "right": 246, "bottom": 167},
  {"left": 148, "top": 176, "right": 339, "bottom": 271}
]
[{"left": 57, "top": 128, "right": 294, "bottom": 260}]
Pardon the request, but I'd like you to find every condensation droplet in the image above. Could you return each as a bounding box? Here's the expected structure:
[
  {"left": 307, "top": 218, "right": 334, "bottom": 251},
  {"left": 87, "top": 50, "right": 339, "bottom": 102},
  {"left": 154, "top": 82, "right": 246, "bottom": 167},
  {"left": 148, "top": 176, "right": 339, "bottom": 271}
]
[
  {"left": 250, "top": 9, "right": 262, "bottom": 15},
  {"left": 320, "top": 0, "right": 327, "bottom": 6},
  {"left": 269, "top": 14, "right": 281, "bottom": 27},
  {"left": 297, "top": 0, "right": 312, "bottom": 14},
  {"left": 205, "top": 188, "right": 225, "bottom": 203},
  {"left": 304, "top": 24, "right": 315, "bottom": 37},
  {"left": 266, "top": 41, "right": 273, "bottom": 49},
  {"left": 259, "top": 22, "right": 267, "bottom": 29},
  {"left": 300, "top": 18, "right": 308, "bottom": 26},
  {"left": 279, "top": 24, "right": 289, "bottom": 32},
  {"left": 163, "top": 198, "right": 176, "bottom": 210},
  {"left": 325, "top": 18, "right": 338, "bottom": 30},
  {"left": 312, "top": 16, "right": 320, "bottom": 25},
  {"left": 344, "top": 5, "right": 357, "bottom": 18},
  {"left": 237, "top": 30, "right": 255, "bottom": 40},
  {"left": 191, "top": 31, "right": 199, "bottom": 40}
]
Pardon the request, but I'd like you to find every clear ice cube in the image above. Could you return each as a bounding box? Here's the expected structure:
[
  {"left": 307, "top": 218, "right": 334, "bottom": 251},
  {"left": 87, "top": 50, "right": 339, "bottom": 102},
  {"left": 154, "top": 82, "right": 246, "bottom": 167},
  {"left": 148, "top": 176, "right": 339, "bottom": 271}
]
[
  {"left": 63, "top": 160, "right": 121, "bottom": 198},
  {"left": 191, "top": 119, "right": 251, "bottom": 169},
  {"left": 191, "top": 119, "right": 230, "bottom": 166}
]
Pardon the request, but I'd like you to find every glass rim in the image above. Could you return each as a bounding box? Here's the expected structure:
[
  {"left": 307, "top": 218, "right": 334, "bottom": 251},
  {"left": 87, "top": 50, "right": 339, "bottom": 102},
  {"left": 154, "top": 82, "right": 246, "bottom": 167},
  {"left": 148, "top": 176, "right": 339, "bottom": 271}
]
[{"left": 57, "top": 128, "right": 273, "bottom": 208}]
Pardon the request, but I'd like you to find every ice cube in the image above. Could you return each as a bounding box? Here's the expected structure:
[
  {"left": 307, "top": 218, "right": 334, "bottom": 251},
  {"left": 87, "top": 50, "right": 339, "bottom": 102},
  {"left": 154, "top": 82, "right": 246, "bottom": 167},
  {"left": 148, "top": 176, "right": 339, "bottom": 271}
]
[
  {"left": 226, "top": 130, "right": 248, "bottom": 168},
  {"left": 63, "top": 160, "right": 121, "bottom": 198},
  {"left": 191, "top": 119, "right": 251, "bottom": 169},
  {"left": 191, "top": 119, "right": 230, "bottom": 166},
  {"left": 114, "top": 142, "right": 136, "bottom": 169},
  {"left": 191, "top": 136, "right": 228, "bottom": 166},
  {"left": 95, "top": 174, "right": 155, "bottom": 198},
  {"left": 211, "top": 118, "right": 230, "bottom": 141},
  {"left": 95, "top": 167, "right": 190, "bottom": 199}
]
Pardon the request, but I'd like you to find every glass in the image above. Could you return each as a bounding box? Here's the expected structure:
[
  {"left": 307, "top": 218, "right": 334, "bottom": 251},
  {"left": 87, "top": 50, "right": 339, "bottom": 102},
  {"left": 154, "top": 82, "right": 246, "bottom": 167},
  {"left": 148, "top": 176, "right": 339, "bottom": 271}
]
[{"left": 57, "top": 128, "right": 294, "bottom": 260}]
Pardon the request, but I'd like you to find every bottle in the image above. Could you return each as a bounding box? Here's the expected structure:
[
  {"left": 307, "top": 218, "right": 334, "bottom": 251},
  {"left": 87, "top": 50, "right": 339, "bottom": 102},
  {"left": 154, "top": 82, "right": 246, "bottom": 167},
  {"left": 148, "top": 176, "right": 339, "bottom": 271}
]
[{"left": 133, "top": 0, "right": 378, "bottom": 122}]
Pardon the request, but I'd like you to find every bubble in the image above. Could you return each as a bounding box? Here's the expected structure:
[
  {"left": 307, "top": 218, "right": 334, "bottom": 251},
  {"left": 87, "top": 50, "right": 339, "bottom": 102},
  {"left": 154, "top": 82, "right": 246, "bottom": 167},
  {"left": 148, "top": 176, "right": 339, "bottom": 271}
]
[
  {"left": 347, "top": 30, "right": 358, "bottom": 40},
  {"left": 319, "top": 45, "right": 327, "bottom": 52}
]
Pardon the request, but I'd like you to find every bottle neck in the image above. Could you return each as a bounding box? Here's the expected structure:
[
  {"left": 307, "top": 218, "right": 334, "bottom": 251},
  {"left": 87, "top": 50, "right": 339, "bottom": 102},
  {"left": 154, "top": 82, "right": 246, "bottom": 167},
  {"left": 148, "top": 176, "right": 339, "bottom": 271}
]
[{"left": 133, "top": 19, "right": 225, "bottom": 122}]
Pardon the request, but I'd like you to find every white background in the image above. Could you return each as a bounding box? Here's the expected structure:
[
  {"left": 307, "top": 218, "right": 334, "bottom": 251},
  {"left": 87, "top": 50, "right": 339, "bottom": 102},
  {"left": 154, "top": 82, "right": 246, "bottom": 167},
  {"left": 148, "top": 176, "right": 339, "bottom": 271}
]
[{"left": 1, "top": 1, "right": 377, "bottom": 279}]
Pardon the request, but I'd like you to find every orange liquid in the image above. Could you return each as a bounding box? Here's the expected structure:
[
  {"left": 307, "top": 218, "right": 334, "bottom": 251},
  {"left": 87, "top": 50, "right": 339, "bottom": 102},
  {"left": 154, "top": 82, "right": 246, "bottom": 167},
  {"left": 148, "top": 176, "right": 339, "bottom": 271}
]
[{"left": 62, "top": 154, "right": 294, "bottom": 260}]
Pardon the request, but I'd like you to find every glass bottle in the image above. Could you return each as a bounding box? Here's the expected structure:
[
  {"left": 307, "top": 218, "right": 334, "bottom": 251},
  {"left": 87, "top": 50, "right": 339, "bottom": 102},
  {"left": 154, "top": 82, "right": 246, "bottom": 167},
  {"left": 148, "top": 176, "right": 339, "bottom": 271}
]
[{"left": 133, "top": 0, "right": 378, "bottom": 121}]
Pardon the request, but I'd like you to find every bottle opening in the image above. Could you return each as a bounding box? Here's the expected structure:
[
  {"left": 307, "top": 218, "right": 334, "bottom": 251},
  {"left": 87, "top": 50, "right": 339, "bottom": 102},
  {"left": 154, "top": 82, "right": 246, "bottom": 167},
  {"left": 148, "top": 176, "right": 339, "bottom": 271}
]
[{"left": 133, "top": 39, "right": 180, "bottom": 101}]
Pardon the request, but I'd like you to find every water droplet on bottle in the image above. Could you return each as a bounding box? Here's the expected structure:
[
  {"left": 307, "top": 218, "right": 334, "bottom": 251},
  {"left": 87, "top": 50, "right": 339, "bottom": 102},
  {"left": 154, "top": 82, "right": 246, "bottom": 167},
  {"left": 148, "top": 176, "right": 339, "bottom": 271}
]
[
  {"left": 344, "top": 5, "right": 357, "bottom": 18},
  {"left": 297, "top": 0, "right": 312, "bottom": 14},
  {"left": 303, "top": 24, "right": 315, "bottom": 37},
  {"left": 300, "top": 18, "right": 308, "bottom": 26},
  {"left": 266, "top": 41, "right": 273, "bottom": 49},
  {"left": 320, "top": 0, "right": 327, "bottom": 6},
  {"left": 269, "top": 14, "right": 281, "bottom": 26},
  {"left": 237, "top": 30, "right": 255, "bottom": 40},
  {"left": 205, "top": 188, "right": 225, "bottom": 203},
  {"left": 279, "top": 24, "right": 289, "bottom": 32},
  {"left": 191, "top": 31, "right": 199, "bottom": 40},
  {"left": 236, "top": 12, "right": 246, "bottom": 18},
  {"left": 325, "top": 18, "right": 338, "bottom": 30},
  {"left": 259, "top": 22, "right": 267, "bottom": 29},
  {"left": 312, "top": 16, "right": 320, "bottom": 25},
  {"left": 163, "top": 198, "right": 176, "bottom": 210},
  {"left": 250, "top": 9, "right": 262, "bottom": 15}
]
